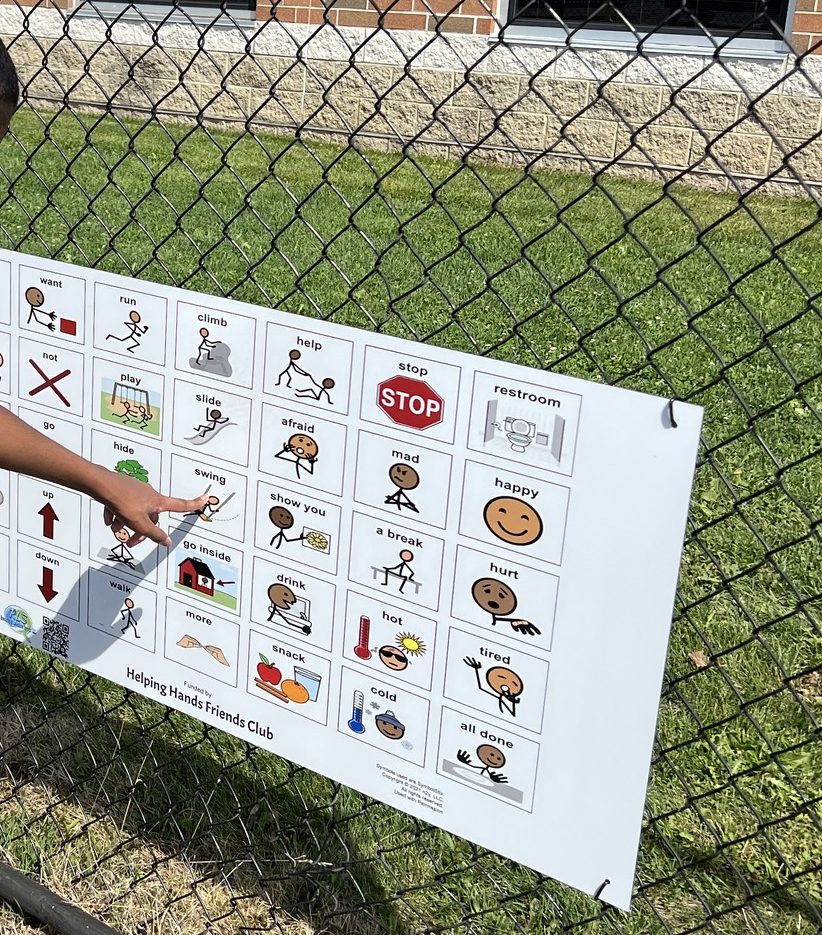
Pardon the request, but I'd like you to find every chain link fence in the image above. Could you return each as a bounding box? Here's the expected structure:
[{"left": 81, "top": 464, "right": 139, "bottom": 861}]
[{"left": 0, "top": 1, "right": 820, "bottom": 933}]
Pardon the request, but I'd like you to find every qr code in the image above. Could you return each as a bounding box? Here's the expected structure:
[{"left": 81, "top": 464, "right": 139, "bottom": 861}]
[{"left": 42, "top": 618, "right": 70, "bottom": 658}]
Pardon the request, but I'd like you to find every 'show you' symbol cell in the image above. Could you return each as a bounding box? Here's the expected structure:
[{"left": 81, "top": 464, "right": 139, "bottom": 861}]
[{"left": 254, "top": 481, "right": 341, "bottom": 576}]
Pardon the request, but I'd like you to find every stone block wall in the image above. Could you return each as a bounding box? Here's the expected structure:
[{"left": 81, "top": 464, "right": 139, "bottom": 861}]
[{"left": 1, "top": 6, "right": 820, "bottom": 192}]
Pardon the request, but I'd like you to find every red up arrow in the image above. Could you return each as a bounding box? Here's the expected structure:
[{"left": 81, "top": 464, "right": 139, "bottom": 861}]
[
  {"left": 38, "top": 567, "right": 58, "bottom": 603},
  {"left": 39, "top": 502, "right": 59, "bottom": 539}
]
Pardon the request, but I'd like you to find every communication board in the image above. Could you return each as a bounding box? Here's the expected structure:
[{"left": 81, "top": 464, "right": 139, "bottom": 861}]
[{"left": 0, "top": 248, "right": 702, "bottom": 910}]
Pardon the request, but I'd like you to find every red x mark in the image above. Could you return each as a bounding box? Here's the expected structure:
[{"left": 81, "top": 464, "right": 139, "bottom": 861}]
[{"left": 28, "top": 359, "right": 72, "bottom": 407}]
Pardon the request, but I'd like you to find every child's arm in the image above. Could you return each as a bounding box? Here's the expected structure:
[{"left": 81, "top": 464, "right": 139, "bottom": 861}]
[{"left": 0, "top": 408, "right": 206, "bottom": 547}]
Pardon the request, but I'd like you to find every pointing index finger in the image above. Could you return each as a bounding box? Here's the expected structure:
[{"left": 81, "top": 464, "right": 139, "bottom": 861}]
[
  {"left": 162, "top": 493, "right": 210, "bottom": 515},
  {"left": 127, "top": 512, "right": 170, "bottom": 548}
]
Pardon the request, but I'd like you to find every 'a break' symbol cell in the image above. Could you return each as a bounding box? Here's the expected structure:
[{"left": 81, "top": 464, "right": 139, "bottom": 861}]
[{"left": 28, "top": 359, "right": 71, "bottom": 407}]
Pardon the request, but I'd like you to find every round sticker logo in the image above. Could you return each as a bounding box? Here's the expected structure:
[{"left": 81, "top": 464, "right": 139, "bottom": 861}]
[{"left": 3, "top": 606, "right": 33, "bottom": 640}]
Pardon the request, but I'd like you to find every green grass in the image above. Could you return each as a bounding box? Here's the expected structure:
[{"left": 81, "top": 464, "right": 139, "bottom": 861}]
[
  {"left": 0, "top": 105, "right": 820, "bottom": 935},
  {"left": 173, "top": 581, "right": 237, "bottom": 611}
]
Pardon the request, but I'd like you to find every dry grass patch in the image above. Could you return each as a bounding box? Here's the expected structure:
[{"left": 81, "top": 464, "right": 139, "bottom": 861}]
[{"left": 0, "top": 701, "right": 312, "bottom": 935}]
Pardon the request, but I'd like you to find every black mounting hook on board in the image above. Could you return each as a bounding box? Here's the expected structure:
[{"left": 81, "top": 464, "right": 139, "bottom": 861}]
[
  {"left": 594, "top": 878, "right": 611, "bottom": 901},
  {"left": 667, "top": 399, "right": 678, "bottom": 428}
]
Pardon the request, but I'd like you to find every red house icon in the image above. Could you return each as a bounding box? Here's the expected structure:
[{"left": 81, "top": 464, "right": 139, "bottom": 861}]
[{"left": 178, "top": 557, "right": 215, "bottom": 596}]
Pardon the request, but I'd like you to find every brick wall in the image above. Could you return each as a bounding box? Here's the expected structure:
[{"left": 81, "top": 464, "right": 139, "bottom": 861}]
[
  {"left": 0, "top": 0, "right": 74, "bottom": 8},
  {"left": 259, "top": 0, "right": 822, "bottom": 49},
  {"left": 4, "top": 0, "right": 821, "bottom": 51},
  {"left": 257, "top": 0, "right": 497, "bottom": 34},
  {"left": 791, "top": 0, "right": 822, "bottom": 53}
]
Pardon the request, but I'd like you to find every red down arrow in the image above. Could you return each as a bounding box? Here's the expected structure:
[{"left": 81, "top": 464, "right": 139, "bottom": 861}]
[
  {"left": 39, "top": 502, "right": 59, "bottom": 539},
  {"left": 38, "top": 567, "right": 58, "bottom": 603}
]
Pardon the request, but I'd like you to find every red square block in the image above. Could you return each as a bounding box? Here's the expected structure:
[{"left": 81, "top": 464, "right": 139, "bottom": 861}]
[{"left": 60, "top": 318, "right": 77, "bottom": 336}]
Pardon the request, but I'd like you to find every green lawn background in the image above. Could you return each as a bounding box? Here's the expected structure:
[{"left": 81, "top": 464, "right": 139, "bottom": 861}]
[{"left": 0, "top": 106, "right": 819, "bottom": 935}]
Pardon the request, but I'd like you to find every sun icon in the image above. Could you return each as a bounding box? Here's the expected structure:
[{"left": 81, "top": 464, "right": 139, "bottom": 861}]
[{"left": 396, "top": 632, "right": 426, "bottom": 656}]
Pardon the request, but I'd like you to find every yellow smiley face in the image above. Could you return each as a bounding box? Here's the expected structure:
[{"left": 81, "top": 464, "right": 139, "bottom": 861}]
[{"left": 483, "top": 496, "right": 543, "bottom": 546}]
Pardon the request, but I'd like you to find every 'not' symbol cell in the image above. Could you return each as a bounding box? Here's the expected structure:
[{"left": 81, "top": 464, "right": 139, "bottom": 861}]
[{"left": 28, "top": 359, "right": 72, "bottom": 407}]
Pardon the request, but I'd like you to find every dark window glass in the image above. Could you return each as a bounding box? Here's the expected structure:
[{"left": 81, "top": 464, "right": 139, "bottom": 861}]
[{"left": 509, "top": 0, "right": 789, "bottom": 38}]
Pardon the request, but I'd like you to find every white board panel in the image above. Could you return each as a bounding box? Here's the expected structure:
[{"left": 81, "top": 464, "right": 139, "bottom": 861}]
[{"left": 0, "top": 248, "right": 702, "bottom": 910}]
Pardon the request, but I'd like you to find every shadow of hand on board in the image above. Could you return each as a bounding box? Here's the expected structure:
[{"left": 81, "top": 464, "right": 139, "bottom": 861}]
[{"left": 0, "top": 511, "right": 409, "bottom": 934}]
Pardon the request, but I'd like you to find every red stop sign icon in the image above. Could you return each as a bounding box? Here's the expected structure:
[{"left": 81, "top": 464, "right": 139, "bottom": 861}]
[{"left": 377, "top": 375, "right": 444, "bottom": 430}]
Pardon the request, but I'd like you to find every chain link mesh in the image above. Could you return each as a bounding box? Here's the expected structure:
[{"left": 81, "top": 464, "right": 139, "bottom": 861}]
[{"left": 0, "top": 1, "right": 819, "bottom": 933}]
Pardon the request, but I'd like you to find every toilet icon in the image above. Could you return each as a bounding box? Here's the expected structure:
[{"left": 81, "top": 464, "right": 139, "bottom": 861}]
[{"left": 504, "top": 418, "right": 536, "bottom": 452}]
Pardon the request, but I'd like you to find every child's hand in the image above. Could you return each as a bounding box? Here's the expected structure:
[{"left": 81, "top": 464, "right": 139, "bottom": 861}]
[{"left": 96, "top": 469, "right": 208, "bottom": 548}]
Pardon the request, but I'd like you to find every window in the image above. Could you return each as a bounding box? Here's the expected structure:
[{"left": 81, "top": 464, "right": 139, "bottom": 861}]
[{"left": 508, "top": 0, "right": 790, "bottom": 39}]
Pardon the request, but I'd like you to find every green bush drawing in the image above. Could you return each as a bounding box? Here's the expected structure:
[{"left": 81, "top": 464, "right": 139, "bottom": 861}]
[{"left": 114, "top": 458, "right": 149, "bottom": 484}]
